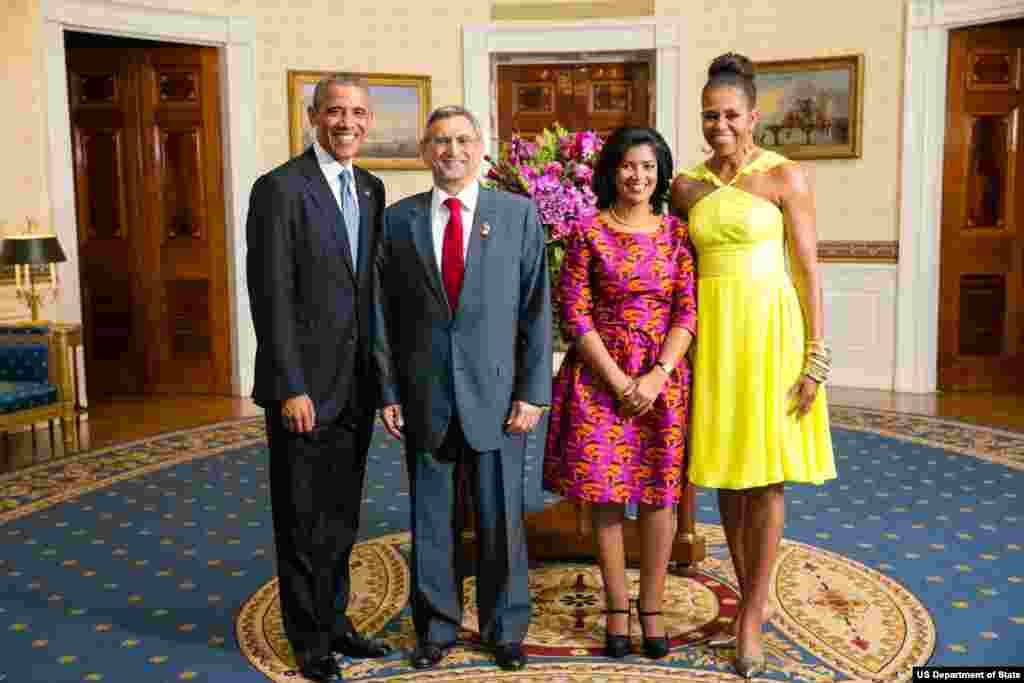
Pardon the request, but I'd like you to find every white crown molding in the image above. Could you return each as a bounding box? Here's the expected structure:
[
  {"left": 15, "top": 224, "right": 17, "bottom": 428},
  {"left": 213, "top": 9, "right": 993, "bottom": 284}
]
[
  {"left": 895, "top": 0, "right": 1024, "bottom": 393},
  {"left": 41, "top": 0, "right": 257, "bottom": 396},
  {"left": 932, "top": 0, "right": 1024, "bottom": 27}
]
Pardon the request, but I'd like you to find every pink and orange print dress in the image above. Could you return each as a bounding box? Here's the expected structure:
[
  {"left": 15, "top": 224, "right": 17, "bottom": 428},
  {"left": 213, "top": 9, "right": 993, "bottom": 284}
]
[{"left": 542, "top": 214, "right": 697, "bottom": 507}]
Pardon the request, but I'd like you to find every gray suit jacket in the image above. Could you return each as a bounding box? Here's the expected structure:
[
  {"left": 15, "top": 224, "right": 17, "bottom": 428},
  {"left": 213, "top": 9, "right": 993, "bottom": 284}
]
[{"left": 372, "top": 185, "right": 552, "bottom": 453}]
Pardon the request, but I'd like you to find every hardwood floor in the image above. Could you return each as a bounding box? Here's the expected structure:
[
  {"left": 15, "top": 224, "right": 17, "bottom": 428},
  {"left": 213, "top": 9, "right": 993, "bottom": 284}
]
[
  {"left": 0, "top": 395, "right": 263, "bottom": 474},
  {"left": 0, "top": 388, "right": 1021, "bottom": 475},
  {"left": 828, "top": 386, "right": 1024, "bottom": 432}
]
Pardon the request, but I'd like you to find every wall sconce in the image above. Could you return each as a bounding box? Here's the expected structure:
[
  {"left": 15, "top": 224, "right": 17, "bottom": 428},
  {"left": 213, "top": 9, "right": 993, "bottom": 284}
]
[{"left": 0, "top": 227, "right": 67, "bottom": 322}]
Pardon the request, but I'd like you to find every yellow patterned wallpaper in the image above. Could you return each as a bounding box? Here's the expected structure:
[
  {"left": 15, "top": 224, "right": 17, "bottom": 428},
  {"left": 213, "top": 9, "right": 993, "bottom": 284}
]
[
  {"left": 659, "top": 0, "right": 904, "bottom": 243},
  {"left": 0, "top": 0, "right": 489, "bottom": 229},
  {"left": 492, "top": 0, "right": 654, "bottom": 21},
  {"left": 1, "top": 0, "right": 903, "bottom": 243}
]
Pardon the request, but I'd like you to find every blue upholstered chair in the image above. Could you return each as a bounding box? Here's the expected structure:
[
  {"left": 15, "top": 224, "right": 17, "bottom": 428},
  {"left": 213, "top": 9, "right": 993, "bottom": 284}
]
[{"left": 0, "top": 323, "right": 75, "bottom": 449}]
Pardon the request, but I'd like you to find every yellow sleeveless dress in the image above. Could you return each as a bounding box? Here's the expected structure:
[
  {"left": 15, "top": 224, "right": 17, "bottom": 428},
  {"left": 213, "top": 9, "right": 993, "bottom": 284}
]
[{"left": 678, "top": 151, "right": 836, "bottom": 489}]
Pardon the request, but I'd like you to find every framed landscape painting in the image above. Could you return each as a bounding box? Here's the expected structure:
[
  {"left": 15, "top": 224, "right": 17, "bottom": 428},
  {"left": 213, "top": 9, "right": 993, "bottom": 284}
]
[
  {"left": 288, "top": 70, "right": 431, "bottom": 170},
  {"left": 753, "top": 55, "right": 864, "bottom": 160}
]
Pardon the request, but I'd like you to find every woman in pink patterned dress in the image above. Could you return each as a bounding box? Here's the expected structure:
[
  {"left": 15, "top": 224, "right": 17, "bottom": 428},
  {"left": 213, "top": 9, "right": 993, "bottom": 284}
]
[{"left": 542, "top": 127, "right": 697, "bottom": 660}]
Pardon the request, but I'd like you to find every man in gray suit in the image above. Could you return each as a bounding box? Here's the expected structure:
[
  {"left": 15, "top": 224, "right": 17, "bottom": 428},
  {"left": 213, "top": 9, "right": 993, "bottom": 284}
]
[{"left": 372, "top": 105, "right": 552, "bottom": 671}]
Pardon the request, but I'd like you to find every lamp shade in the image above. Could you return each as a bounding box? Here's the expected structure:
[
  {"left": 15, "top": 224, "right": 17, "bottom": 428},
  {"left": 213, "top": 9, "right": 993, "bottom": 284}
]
[{"left": 0, "top": 234, "right": 67, "bottom": 265}]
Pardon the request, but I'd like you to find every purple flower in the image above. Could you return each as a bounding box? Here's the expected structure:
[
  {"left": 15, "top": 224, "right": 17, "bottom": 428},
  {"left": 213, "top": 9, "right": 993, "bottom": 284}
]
[
  {"left": 544, "top": 161, "right": 564, "bottom": 177},
  {"left": 574, "top": 164, "right": 593, "bottom": 185},
  {"left": 483, "top": 127, "right": 603, "bottom": 244},
  {"left": 575, "top": 131, "right": 599, "bottom": 160}
]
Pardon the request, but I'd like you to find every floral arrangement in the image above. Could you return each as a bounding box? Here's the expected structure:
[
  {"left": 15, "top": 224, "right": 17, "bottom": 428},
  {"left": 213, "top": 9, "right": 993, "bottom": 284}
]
[{"left": 483, "top": 125, "right": 604, "bottom": 298}]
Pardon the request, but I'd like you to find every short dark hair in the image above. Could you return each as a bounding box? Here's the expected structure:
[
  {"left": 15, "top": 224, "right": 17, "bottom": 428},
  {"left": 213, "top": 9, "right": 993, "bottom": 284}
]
[
  {"left": 422, "top": 105, "right": 482, "bottom": 141},
  {"left": 310, "top": 74, "right": 370, "bottom": 112},
  {"left": 592, "top": 127, "right": 674, "bottom": 213},
  {"left": 703, "top": 52, "right": 757, "bottom": 108}
]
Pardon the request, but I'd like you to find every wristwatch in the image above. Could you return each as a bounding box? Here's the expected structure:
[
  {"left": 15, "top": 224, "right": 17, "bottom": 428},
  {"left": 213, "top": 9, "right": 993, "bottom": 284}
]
[{"left": 655, "top": 360, "right": 674, "bottom": 376}]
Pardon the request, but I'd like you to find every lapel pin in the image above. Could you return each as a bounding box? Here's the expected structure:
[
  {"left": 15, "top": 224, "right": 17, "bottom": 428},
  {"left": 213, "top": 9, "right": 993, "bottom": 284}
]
[
  {"left": 362, "top": 189, "right": 371, "bottom": 197},
  {"left": 481, "top": 222, "right": 491, "bottom": 239}
]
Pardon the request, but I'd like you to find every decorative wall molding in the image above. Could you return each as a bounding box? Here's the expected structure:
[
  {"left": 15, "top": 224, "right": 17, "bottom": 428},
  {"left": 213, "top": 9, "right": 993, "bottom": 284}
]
[
  {"left": 462, "top": 18, "right": 682, "bottom": 163},
  {"left": 40, "top": 0, "right": 257, "bottom": 397},
  {"left": 818, "top": 241, "right": 899, "bottom": 264},
  {"left": 821, "top": 263, "right": 898, "bottom": 390},
  {"left": 896, "top": 0, "right": 1024, "bottom": 394}
]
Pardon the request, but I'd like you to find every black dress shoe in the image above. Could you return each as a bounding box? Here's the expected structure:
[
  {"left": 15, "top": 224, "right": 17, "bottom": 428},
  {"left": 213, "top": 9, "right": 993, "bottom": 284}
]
[
  {"left": 331, "top": 631, "right": 391, "bottom": 658},
  {"left": 299, "top": 655, "right": 345, "bottom": 682},
  {"left": 494, "top": 642, "right": 528, "bottom": 671},
  {"left": 410, "top": 642, "right": 452, "bottom": 669}
]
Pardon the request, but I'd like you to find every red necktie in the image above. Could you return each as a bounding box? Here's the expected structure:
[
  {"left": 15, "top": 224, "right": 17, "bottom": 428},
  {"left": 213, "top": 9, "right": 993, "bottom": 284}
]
[{"left": 441, "top": 197, "right": 464, "bottom": 313}]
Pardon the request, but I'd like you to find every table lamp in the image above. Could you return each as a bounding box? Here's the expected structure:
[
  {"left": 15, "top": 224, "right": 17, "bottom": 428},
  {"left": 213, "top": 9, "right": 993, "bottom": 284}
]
[{"left": 0, "top": 232, "right": 67, "bottom": 322}]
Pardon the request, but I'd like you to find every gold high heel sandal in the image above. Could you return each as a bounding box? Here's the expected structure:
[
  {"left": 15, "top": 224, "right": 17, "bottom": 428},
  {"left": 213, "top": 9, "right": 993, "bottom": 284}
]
[{"left": 732, "top": 653, "right": 766, "bottom": 679}]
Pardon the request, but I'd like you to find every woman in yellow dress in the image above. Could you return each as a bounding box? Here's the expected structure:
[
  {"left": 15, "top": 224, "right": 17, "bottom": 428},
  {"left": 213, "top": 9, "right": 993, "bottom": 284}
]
[{"left": 671, "top": 53, "right": 836, "bottom": 678}]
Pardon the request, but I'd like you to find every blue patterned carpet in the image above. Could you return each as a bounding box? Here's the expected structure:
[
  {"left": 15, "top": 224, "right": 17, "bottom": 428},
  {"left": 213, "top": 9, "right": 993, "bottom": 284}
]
[{"left": 0, "top": 407, "right": 1021, "bottom": 682}]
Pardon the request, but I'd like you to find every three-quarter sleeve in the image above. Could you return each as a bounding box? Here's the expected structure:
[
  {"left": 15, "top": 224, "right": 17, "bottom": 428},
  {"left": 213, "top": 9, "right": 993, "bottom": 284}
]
[
  {"left": 559, "top": 225, "right": 596, "bottom": 340},
  {"left": 669, "top": 221, "right": 698, "bottom": 336}
]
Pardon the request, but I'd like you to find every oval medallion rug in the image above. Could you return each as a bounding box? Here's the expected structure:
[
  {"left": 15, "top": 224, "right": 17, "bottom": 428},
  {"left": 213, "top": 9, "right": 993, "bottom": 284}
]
[
  {"left": 236, "top": 523, "right": 934, "bottom": 682},
  {"left": 2, "top": 406, "right": 1022, "bottom": 682}
]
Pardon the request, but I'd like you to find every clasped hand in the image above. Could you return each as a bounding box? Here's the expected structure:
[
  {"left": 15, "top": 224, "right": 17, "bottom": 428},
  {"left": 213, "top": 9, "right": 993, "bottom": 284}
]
[{"left": 618, "top": 370, "right": 666, "bottom": 417}]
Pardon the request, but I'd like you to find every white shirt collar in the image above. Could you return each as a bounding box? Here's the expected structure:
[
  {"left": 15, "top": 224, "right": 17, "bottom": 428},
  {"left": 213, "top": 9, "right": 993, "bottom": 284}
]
[
  {"left": 312, "top": 138, "right": 355, "bottom": 178},
  {"left": 431, "top": 181, "right": 480, "bottom": 217}
]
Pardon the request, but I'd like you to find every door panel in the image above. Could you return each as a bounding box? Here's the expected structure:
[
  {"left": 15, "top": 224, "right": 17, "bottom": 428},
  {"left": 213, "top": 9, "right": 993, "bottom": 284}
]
[
  {"left": 496, "top": 62, "right": 651, "bottom": 144},
  {"left": 68, "top": 49, "right": 145, "bottom": 396},
  {"left": 939, "top": 21, "right": 1024, "bottom": 390},
  {"left": 67, "top": 42, "right": 233, "bottom": 397},
  {"left": 140, "top": 47, "right": 232, "bottom": 395}
]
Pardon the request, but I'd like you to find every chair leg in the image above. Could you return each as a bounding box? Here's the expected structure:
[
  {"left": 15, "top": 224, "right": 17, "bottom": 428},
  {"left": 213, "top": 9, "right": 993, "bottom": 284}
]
[
  {"left": 61, "top": 417, "right": 75, "bottom": 449},
  {"left": 49, "top": 419, "right": 56, "bottom": 455}
]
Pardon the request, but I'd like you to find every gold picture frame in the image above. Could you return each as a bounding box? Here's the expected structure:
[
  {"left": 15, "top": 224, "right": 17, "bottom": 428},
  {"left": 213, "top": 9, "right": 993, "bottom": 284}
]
[
  {"left": 753, "top": 55, "right": 864, "bottom": 160},
  {"left": 287, "top": 70, "right": 432, "bottom": 170}
]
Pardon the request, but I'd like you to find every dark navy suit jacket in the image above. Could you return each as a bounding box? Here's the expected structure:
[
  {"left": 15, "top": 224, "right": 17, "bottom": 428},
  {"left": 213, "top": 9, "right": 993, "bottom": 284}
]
[{"left": 246, "top": 146, "right": 385, "bottom": 423}]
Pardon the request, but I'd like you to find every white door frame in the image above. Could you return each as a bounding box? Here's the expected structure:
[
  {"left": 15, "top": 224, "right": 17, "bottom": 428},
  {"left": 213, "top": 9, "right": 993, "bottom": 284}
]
[
  {"left": 896, "top": 0, "right": 1024, "bottom": 392},
  {"left": 40, "top": 0, "right": 258, "bottom": 396},
  {"left": 462, "top": 18, "right": 683, "bottom": 162}
]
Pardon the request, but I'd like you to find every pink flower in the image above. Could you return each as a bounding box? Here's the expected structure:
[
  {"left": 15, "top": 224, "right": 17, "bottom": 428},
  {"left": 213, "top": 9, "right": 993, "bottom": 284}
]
[
  {"left": 575, "top": 131, "right": 599, "bottom": 160},
  {"left": 544, "top": 161, "right": 564, "bottom": 177},
  {"left": 483, "top": 126, "right": 603, "bottom": 246},
  {"left": 574, "top": 164, "right": 593, "bottom": 185}
]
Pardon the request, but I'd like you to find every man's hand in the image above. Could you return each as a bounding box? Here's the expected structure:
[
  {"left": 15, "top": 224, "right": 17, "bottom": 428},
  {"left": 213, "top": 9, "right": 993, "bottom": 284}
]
[
  {"left": 380, "top": 404, "right": 405, "bottom": 441},
  {"left": 504, "top": 400, "right": 544, "bottom": 434},
  {"left": 282, "top": 394, "right": 315, "bottom": 433}
]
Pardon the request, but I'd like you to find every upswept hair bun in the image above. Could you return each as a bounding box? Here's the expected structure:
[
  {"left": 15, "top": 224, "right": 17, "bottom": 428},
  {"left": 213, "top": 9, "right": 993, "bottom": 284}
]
[{"left": 705, "top": 52, "right": 757, "bottom": 107}]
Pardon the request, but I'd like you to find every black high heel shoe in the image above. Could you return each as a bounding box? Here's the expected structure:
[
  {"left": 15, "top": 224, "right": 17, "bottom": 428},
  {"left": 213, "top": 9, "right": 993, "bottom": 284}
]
[
  {"left": 637, "top": 608, "right": 671, "bottom": 659},
  {"left": 603, "top": 607, "right": 631, "bottom": 658}
]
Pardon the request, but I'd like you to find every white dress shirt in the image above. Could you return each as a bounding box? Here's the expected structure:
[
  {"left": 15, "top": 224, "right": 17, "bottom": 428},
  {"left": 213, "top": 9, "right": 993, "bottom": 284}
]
[
  {"left": 312, "top": 139, "right": 358, "bottom": 216},
  {"left": 430, "top": 181, "right": 479, "bottom": 271}
]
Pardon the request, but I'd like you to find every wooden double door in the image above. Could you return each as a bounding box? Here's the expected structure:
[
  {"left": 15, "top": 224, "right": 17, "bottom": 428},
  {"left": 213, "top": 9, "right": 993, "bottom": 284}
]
[
  {"left": 67, "top": 41, "right": 233, "bottom": 398},
  {"left": 939, "top": 20, "right": 1024, "bottom": 391},
  {"left": 496, "top": 62, "right": 651, "bottom": 143}
]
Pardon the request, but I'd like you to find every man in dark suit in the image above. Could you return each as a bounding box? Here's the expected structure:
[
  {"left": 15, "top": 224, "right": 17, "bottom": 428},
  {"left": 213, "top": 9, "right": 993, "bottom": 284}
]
[
  {"left": 372, "top": 105, "right": 552, "bottom": 672},
  {"left": 246, "top": 75, "right": 390, "bottom": 683}
]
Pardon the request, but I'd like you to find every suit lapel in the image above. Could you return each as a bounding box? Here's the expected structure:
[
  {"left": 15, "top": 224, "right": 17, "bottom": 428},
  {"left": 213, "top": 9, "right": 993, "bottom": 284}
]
[
  {"left": 298, "top": 148, "right": 356, "bottom": 283},
  {"left": 458, "top": 185, "right": 493, "bottom": 320},
  {"left": 408, "top": 192, "right": 450, "bottom": 314}
]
